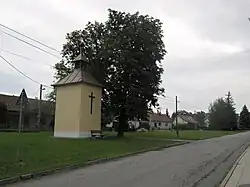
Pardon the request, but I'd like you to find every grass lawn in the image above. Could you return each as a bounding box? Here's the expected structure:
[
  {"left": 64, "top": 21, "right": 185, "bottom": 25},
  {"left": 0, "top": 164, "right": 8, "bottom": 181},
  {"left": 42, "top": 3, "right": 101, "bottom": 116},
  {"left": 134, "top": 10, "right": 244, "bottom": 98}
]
[
  {"left": 122, "top": 130, "right": 239, "bottom": 140},
  {"left": 0, "top": 132, "right": 176, "bottom": 180}
]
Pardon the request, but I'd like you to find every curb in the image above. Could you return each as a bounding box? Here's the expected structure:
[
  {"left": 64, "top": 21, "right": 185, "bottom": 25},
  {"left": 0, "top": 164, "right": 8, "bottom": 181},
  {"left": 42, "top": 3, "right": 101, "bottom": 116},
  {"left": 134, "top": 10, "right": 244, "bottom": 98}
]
[
  {"left": 219, "top": 145, "right": 249, "bottom": 187},
  {"left": 0, "top": 141, "right": 189, "bottom": 186}
]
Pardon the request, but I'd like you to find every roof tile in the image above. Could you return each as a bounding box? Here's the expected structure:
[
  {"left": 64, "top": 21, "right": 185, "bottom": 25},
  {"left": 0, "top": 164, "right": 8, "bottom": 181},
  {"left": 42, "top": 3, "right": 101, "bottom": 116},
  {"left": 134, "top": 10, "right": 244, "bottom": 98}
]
[{"left": 53, "top": 69, "right": 102, "bottom": 87}]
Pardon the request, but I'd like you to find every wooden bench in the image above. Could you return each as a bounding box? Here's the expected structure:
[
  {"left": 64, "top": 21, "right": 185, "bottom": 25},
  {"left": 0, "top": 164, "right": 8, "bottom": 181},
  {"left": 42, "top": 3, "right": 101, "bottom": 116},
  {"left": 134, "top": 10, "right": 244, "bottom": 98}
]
[{"left": 90, "top": 130, "right": 104, "bottom": 139}]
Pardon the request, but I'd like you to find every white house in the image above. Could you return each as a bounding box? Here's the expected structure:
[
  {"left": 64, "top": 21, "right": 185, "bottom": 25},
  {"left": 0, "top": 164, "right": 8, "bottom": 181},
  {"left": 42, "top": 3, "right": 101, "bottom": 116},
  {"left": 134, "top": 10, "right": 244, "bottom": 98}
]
[
  {"left": 148, "top": 112, "right": 172, "bottom": 130},
  {"left": 173, "top": 114, "right": 199, "bottom": 130},
  {"left": 128, "top": 120, "right": 140, "bottom": 129},
  {"left": 204, "top": 117, "right": 210, "bottom": 128},
  {"left": 106, "top": 110, "right": 173, "bottom": 131}
]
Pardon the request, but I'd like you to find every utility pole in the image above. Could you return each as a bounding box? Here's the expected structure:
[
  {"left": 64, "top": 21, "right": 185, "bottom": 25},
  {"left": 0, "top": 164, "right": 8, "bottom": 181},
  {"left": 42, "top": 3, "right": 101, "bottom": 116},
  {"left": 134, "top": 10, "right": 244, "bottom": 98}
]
[
  {"left": 37, "top": 84, "right": 44, "bottom": 129},
  {"left": 16, "top": 91, "right": 23, "bottom": 161},
  {"left": 175, "top": 96, "right": 179, "bottom": 138},
  {"left": 18, "top": 93, "right": 23, "bottom": 133}
]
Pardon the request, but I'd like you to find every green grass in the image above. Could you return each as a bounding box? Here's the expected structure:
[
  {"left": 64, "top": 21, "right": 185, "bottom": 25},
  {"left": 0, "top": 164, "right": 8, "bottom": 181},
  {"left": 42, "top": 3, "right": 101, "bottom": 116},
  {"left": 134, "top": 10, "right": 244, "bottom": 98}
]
[
  {"left": 0, "top": 132, "right": 175, "bottom": 179},
  {"left": 121, "top": 130, "right": 238, "bottom": 140}
]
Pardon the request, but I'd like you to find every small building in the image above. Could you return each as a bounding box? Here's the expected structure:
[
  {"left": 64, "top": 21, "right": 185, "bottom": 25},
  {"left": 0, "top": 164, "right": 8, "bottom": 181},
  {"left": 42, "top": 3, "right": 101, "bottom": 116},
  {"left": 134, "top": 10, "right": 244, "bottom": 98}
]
[
  {"left": 0, "top": 93, "right": 54, "bottom": 130},
  {"left": 149, "top": 112, "right": 172, "bottom": 130},
  {"left": 173, "top": 114, "right": 199, "bottom": 130},
  {"left": 53, "top": 52, "right": 102, "bottom": 138},
  {"left": 128, "top": 120, "right": 140, "bottom": 129}
]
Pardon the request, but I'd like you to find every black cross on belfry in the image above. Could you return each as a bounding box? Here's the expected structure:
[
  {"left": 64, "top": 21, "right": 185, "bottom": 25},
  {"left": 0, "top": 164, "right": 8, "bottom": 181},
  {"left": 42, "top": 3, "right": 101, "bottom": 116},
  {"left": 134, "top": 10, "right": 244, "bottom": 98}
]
[{"left": 89, "top": 92, "right": 95, "bottom": 114}]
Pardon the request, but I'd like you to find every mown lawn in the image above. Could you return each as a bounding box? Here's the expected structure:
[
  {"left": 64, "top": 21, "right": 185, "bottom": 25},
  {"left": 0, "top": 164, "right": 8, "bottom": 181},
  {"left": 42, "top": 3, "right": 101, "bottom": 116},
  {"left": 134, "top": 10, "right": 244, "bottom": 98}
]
[
  {"left": 0, "top": 132, "right": 175, "bottom": 179},
  {"left": 123, "top": 130, "right": 238, "bottom": 140}
]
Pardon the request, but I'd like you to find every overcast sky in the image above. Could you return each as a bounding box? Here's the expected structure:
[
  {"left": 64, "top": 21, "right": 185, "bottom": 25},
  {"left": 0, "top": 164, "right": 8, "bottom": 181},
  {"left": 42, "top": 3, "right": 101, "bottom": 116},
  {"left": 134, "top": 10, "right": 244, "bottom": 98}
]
[{"left": 0, "top": 0, "right": 250, "bottom": 114}]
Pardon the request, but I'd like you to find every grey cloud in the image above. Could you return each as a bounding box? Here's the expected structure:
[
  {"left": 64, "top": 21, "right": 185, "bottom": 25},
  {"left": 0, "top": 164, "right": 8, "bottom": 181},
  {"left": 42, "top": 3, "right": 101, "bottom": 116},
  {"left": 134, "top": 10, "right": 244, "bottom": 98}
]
[
  {"left": 161, "top": 51, "right": 250, "bottom": 112},
  {"left": 1, "top": 0, "right": 250, "bottom": 113},
  {"left": 0, "top": 71, "right": 38, "bottom": 96},
  {"left": 164, "top": 0, "right": 250, "bottom": 47}
]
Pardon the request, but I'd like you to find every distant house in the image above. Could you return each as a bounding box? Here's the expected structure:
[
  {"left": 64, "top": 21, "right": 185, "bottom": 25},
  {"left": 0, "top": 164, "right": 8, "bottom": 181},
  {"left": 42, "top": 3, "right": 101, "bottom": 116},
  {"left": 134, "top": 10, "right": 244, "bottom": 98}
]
[
  {"left": 0, "top": 93, "right": 55, "bottom": 130},
  {"left": 204, "top": 114, "right": 210, "bottom": 129},
  {"left": 148, "top": 112, "right": 172, "bottom": 130},
  {"left": 105, "top": 110, "right": 173, "bottom": 131},
  {"left": 173, "top": 113, "right": 199, "bottom": 130},
  {"left": 128, "top": 120, "right": 140, "bottom": 129}
]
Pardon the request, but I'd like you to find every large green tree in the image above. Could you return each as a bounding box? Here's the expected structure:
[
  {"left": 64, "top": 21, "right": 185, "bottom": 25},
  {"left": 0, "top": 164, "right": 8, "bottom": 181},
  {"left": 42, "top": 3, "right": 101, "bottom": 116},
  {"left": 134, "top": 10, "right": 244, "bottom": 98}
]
[
  {"left": 239, "top": 105, "right": 250, "bottom": 129},
  {"left": 194, "top": 111, "right": 206, "bottom": 128},
  {"left": 50, "top": 9, "right": 166, "bottom": 137},
  {"left": 209, "top": 92, "right": 237, "bottom": 130}
]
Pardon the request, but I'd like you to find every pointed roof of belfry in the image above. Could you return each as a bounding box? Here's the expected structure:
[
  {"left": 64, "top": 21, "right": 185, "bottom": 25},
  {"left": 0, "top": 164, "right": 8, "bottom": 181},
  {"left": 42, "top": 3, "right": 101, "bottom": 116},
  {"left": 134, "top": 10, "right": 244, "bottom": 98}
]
[
  {"left": 53, "top": 69, "right": 102, "bottom": 87},
  {"left": 72, "top": 52, "right": 88, "bottom": 62},
  {"left": 53, "top": 52, "right": 102, "bottom": 88}
]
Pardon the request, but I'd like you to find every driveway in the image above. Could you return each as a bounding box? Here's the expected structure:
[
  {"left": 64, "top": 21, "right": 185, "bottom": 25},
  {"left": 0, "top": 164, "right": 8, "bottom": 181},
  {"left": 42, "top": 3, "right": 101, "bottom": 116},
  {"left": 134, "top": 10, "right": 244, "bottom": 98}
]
[{"left": 7, "top": 131, "right": 250, "bottom": 187}]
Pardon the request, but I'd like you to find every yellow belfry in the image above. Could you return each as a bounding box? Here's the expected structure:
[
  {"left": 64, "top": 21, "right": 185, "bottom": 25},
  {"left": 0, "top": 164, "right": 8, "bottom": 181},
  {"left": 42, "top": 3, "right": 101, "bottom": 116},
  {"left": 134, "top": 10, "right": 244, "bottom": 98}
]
[{"left": 53, "top": 52, "right": 102, "bottom": 138}]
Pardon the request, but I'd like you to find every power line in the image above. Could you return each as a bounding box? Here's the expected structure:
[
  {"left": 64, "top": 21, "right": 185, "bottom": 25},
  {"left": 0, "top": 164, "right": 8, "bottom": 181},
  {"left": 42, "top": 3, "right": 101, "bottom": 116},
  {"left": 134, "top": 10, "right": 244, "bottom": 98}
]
[
  {"left": 43, "top": 84, "right": 53, "bottom": 89},
  {"left": 31, "top": 88, "right": 40, "bottom": 97},
  {"left": 0, "top": 54, "right": 40, "bottom": 84},
  {"left": 0, "top": 48, "right": 53, "bottom": 67},
  {"left": 158, "top": 95, "right": 204, "bottom": 111},
  {"left": 158, "top": 96, "right": 175, "bottom": 103},
  {"left": 179, "top": 101, "right": 204, "bottom": 111},
  {"left": 0, "top": 23, "right": 60, "bottom": 53},
  {"left": 0, "top": 30, "right": 60, "bottom": 59},
  {"left": 164, "top": 94, "right": 175, "bottom": 100},
  {"left": 0, "top": 54, "right": 53, "bottom": 88}
]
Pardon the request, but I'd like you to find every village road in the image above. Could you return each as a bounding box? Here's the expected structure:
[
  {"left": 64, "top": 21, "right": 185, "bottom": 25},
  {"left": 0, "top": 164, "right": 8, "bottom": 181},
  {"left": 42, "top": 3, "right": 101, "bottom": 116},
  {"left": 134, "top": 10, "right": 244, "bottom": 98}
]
[{"left": 7, "top": 131, "right": 250, "bottom": 187}]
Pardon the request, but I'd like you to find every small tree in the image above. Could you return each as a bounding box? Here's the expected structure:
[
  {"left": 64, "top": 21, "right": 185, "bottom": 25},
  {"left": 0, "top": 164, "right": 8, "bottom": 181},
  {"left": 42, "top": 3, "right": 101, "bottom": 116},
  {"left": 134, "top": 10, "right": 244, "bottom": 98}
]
[
  {"left": 225, "top": 92, "right": 237, "bottom": 130},
  {"left": 239, "top": 105, "right": 250, "bottom": 129},
  {"left": 209, "top": 98, "right": 227, "bottom": 130},
  {"left": 194, "top": 111, "right": 206, "bottom": 128},
  {"left": 209, "top": 92, "right": 237, "bottom": 130}
]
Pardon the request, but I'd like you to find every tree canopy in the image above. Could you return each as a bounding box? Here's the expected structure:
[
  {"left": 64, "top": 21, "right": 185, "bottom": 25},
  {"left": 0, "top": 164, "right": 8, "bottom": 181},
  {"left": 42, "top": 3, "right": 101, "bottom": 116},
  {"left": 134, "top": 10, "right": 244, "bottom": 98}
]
[
  {"left": 208, "top": 92, "right": 237, "bottom": 130},
  {"left": 50, "top": 9, "right": 166, "bottom": 136},
  {"left": 194, "top": 111, "right": 206, "bottom": 128},
  {"left": 239, "top": 105, "right": 250, "bottom": 129}
]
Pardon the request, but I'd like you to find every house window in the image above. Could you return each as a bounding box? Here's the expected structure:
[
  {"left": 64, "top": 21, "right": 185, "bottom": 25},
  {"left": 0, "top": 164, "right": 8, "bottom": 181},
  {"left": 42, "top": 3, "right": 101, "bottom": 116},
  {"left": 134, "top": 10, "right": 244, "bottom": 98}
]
[{"left": 154, "top": 123, "right": 157, "bottom": 127}]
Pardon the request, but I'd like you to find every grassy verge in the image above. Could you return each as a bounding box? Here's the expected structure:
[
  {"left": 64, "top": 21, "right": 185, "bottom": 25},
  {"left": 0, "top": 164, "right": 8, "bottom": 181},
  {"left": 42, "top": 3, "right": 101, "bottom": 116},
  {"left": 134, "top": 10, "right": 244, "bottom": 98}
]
[
  {"left": 0, "top": 132, "right": 176, "bottom": 179},
  {"left": 123, "top": 130, "right": 239, "bottom": 140},
  {"left": 104, "top": 130, "right": 239, "bottom": 140}
]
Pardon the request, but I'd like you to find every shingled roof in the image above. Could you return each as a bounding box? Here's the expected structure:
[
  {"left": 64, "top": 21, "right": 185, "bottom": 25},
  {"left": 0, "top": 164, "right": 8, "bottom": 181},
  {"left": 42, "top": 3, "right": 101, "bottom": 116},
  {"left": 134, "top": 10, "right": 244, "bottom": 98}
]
[
  {"left": 53, "top": 52, "right": 102, "bottom": 88},
  {"left": 179, "top": 115, "right": 198, "bottom": 124},
  {"left": 149, "top": 113, "right": 172, "bottom": 123},
  {"left": 0, "top": 94, "right": 54, "bottom": 115},
  {"left": 53, "top": 69, "right": 102, "bottom": 88}
]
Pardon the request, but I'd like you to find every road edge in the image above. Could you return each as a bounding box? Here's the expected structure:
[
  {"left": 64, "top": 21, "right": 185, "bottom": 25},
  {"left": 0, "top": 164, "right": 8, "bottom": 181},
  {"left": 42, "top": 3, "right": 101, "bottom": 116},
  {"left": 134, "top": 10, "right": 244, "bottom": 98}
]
[
  {"left": 0, "top": 141, "right": 189, "bottom": 186},
  {"left": 219, "top": 144, "right": 249, "bottom": 187}
]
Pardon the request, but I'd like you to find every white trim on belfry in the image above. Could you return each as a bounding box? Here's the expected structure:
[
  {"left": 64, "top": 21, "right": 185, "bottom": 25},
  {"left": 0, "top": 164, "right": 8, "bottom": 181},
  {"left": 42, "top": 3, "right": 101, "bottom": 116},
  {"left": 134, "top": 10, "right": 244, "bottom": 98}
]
[{"left": 54, "top": 131, "right": 91, "bottom": 138}]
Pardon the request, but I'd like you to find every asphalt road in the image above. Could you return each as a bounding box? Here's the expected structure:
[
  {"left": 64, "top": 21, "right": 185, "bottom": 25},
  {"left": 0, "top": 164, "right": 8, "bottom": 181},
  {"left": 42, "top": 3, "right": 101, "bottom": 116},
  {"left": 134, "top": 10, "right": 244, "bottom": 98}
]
[{"left": 7, "top": 131, "right": 250, "bottom": 187}]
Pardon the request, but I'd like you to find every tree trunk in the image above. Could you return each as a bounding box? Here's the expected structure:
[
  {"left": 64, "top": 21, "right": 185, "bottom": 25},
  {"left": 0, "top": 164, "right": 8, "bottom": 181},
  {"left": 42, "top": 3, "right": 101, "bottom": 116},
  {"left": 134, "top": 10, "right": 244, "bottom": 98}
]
[{"left": 117, "top": 108, "right": 127, "bottom": 137}]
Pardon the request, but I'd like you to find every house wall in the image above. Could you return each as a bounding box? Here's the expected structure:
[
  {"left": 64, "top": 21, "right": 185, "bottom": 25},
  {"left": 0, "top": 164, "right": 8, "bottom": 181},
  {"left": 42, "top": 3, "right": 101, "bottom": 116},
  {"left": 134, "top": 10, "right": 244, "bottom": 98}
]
[
  {"left": 173, "top": 116, "right": 199, "bottom": 130},
  {"left": 204, "top": 118, "right": 210, "bottom": 128},
  {"left": 150, "top": 121, "right": 172, "bottom": 130},
  {"left": 166, "top": 122, "right": 173, "bottom": 129},
  {"left": 79, "top": 83, "right": 102, "bottom": 136},
  {"left": 28, "top": 114, "right": 37, "bottom": 128},
  {"left": 54, "top": 84, "right": 81, "bottom": 138},
  {"left": 6, "top": 111, "right": 19, "bottom": 128},
  {"left": 128, "top": 121, "right": 140, "bottom": 129},
  {"left": 173, "top": 116, "right": 188, "bottom": 125}
]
